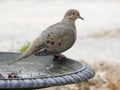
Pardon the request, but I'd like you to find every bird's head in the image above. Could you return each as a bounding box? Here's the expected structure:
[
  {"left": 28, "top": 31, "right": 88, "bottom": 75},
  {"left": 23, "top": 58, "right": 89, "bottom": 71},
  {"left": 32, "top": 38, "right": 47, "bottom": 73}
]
[{"left": 64, "top": 9, "right": 84, "bottom": 21}]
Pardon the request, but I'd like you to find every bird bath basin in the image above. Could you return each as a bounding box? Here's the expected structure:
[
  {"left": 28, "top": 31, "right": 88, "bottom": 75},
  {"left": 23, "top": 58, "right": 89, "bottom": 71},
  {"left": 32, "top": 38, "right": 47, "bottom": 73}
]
[{"left": 0, "top": 52, "right": 95, "bottom": 90}]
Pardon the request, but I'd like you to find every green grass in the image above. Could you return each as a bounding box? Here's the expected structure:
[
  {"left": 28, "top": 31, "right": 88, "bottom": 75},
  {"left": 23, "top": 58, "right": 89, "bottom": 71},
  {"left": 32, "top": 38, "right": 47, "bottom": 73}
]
[{"left": 19, "top": 42, "right": 30, "bottom": 52}]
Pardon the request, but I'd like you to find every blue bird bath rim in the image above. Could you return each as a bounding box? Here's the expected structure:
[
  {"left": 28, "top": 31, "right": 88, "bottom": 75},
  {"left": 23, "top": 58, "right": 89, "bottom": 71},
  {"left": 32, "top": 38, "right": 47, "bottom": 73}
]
[{"left": 0, "top": 52, "right": 95, "bottom": 89}]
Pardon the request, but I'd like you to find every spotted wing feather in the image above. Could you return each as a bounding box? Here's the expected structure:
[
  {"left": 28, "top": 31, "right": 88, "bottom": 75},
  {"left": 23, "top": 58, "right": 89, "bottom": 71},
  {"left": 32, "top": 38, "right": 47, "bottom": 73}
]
[{"left": 35, "top": 26, "right": 76, "bottom": 56}]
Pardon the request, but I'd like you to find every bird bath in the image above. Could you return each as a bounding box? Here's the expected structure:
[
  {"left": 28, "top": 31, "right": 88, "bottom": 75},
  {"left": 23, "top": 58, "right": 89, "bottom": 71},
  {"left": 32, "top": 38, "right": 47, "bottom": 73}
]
[{"left": 0, "top": 52, "right": 95, "bottom": 90}]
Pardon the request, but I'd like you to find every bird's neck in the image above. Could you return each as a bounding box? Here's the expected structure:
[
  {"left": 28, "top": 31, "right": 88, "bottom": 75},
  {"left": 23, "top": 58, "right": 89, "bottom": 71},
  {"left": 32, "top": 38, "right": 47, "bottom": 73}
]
[{"left": 62, "top": 18, "right": 76, "bottom": 29}]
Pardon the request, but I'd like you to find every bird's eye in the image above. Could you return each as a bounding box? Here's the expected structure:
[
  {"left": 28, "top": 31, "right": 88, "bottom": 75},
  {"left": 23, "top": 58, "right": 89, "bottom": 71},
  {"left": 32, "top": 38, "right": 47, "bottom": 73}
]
[{"left": 72, "top": 12, "right": 76, "bottom": 16}]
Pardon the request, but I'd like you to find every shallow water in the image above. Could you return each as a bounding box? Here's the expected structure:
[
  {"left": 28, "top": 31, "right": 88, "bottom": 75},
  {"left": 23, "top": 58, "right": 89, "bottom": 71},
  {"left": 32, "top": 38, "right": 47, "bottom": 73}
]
[{"left": 0, "top": 0, "right": 120, "bottom": 62}]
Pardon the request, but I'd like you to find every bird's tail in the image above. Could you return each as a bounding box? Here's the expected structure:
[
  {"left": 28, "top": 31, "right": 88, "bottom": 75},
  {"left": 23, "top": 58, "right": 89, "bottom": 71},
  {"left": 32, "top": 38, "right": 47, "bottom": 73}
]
[
  {"left": 8, "top": 49, "right": 34, "bottom": 65},
  {"left": 8, "top": 37, "right": 44, "bottom": 65},
  {"left": 8, "top": 51, "right": 32, "bottom": 65}
]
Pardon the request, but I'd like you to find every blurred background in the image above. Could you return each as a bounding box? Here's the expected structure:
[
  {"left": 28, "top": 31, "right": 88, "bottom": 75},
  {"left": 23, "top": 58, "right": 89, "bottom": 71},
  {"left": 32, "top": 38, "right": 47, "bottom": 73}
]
[{"left": 0, "top": 0, "right": 120, "bottom": 90}]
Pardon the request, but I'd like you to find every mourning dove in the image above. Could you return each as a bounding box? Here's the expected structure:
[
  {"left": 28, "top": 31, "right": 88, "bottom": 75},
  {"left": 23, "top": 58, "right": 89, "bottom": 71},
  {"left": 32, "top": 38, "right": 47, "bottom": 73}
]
[{"left": 9, "top": 9, "right": 84, "bottom": 65}]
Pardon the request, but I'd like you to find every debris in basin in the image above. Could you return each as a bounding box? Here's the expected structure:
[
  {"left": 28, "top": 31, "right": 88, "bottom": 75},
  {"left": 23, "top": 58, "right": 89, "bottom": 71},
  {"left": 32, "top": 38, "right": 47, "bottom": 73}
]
[{"left": 0, "top": 70, "right": 50, "bottom": 79}]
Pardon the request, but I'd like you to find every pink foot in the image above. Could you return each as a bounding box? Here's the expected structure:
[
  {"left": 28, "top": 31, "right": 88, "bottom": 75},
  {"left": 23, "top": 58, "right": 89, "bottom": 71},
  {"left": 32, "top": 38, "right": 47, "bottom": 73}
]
[{"left": 54, "top": 54, "right": 66, "bottom": 60}]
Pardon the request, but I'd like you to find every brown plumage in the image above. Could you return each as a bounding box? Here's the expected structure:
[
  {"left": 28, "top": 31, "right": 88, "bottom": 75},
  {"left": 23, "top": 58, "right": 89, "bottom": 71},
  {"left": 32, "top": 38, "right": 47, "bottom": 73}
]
[{"left": 8, "top": 9, "right": 84, "bottom": 65}]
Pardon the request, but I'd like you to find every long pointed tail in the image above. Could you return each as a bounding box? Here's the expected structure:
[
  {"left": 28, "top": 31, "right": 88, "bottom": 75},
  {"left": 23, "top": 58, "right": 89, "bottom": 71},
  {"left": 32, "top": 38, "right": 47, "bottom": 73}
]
[
  {"left": 8, "top": 37, "right": 44, "bottom": 65},
  {"left": 8, "top": 49, "right": 34, "bottom": 65}
]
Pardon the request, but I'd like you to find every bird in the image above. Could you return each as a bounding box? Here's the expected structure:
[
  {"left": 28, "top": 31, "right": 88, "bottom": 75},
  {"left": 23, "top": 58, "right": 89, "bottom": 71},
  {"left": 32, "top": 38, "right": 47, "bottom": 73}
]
[{"left": 8, "top": 9, "right": 84, "bottom": 65}]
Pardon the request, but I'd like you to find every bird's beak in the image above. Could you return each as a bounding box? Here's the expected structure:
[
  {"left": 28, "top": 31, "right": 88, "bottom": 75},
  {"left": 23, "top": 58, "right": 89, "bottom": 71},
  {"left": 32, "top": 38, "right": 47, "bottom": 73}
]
[{"left": 79, "top": 16, "right": 84, "bottom": 20}]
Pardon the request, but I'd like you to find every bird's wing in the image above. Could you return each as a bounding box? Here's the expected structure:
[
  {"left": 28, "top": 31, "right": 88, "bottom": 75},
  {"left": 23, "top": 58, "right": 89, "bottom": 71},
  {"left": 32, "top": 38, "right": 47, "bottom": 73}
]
[{"left": 35, "top": 25, "right": 76, "bottom": 56}]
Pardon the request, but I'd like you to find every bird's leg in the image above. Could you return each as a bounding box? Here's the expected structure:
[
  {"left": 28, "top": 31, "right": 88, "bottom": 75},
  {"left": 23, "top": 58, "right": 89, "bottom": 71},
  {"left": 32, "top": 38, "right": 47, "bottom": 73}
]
[{"left": 53, "top": 54, "right": 66, "bottom": 60}]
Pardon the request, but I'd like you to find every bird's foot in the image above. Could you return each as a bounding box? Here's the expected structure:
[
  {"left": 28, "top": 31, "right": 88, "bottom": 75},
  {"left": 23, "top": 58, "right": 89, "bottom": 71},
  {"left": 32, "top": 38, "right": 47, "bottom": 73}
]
[{"left": 53, "top": 54, "right": 66, "bottom": 60}]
